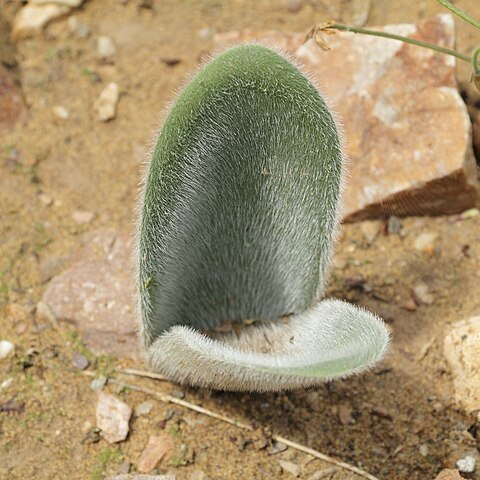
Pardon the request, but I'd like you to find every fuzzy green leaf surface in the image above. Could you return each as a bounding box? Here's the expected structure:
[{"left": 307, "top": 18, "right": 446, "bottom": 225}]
[{"left": 138, "top": 44, "right": 389, "bottom": 391}]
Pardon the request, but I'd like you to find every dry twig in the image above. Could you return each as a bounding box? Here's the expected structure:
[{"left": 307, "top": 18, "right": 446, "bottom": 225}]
[{"left": 84, "top": 369, "right": 381, "bottom": 480}]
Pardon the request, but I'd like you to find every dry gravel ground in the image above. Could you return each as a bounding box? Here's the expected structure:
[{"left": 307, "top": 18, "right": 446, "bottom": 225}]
[{"left": 1, "top": 1, "right": 480, "bottom": 479}]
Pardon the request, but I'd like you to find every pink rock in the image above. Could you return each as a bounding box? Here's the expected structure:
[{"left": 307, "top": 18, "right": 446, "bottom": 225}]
[
  {"left": 138, "top": 434, "right": 175, "bottom": 473},
  {"left": 40, "top": 228, "right": 138, "bottom": 358},
  {"left": 214, "top": 14, "right": 479, "bottom": 221},
  {"left": 96, "top": 392, "right": 132, "bottom": 444}
]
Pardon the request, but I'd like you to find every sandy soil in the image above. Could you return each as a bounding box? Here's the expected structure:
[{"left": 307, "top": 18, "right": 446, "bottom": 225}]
[{"left": 1, "top": 1, "right": 480, "bottom": 479}]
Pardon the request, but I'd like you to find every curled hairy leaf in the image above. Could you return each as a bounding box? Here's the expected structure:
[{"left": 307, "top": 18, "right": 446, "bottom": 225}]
[{"left": 137, "top": 44, "right": 390, "bottom": 391}]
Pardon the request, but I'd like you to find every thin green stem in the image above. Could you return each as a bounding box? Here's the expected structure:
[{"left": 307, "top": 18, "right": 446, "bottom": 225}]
[
  {"left": 472, "top": 46, "right": 480, "bottom": 74},
  {"left": 328, "top": 23, "right": 471, "bottom": 63},
  {"left": 436, "top": 0, "right": 480, "bottom": 31}
]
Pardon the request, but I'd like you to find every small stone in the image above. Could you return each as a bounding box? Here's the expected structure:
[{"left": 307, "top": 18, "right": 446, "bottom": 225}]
[
  {"left": 67, "top": 15, "right": 90, "bottom": 38},
  {"left": 401, "top": 298, "right": 417, "bottom": 311},
  {"left": 171, "top": 389, "right": 185, "bottom": 399},
  {"left": 412, "top": 282, "right": 434, "bottom": 306},
  {"left": 360, "top": 220, "right": 382, "bottom": 243},
  {"left": 435, "top": 470, "right": 464, "bottom": 480},
  {"left": 94, "top": 82, "right": 119, "bottom": 121},
  {"left": 39, "top": 193, "right": 54, "bottom": 206},
  {"left": 11, "top": 4, "right": 71, "bottom": 40},
  {"left": 90, "top": 374, "right": 107, "bottom": 391},
  {"left": 198, "top": 28, "right": 213, "bottom": 40},
  {"left": 456, "top": 456, "right": 476, "bottom": 473},
  {"left": 135, "top": 401, "right": 153, "bottom": 417},
  {"left": 72, "top": 351, "right": 89, "bottom": 370},
  {"left": 459, "top": 208, "right": 479, "bottom": 220},
  {"left": 444, "top": 316, "right": 480, "bottom": 412},
  {"left": 97, "top": 36, "right": 117, "bottom": 59},
  {"left": 414, "top": 232, "right": 438, "bottom": 255},
  {"left": 287, "top": 0, "right": 303, "bottom": 13},
  {"left": 138, "top": 434, "right": 175, "bottom": 472},
  {"left": 1, "top": 377, "right": 13, "bottom": 390},
  {"left": 332, "top": 257, "right": 347, "bottom": 270},
  {"left": 278, "top": 460, "right": 301, "bottom": 477},
  {"left": 96, "top": 392, "right": 132, "bottom": 443},
  {"left": 387, "top": 216, "right": 402, "bottom": 235},
  {"left": 52, "top": 105, "right": 69, "bottom": 120},
  {"left": 267, "top": 441, "right": 288, "bottom": 455},
  {"left": 72, "top": 210, "right": 95, "bottom": 224},
  {"left": 419, "top": 443, "right": 429, "bottom": 457},
  {"left": 338, "top": 404, "right": 355, "bottom": 425},
  {"left": 0, "top": 340, "right": 15, "bottom": 360}
]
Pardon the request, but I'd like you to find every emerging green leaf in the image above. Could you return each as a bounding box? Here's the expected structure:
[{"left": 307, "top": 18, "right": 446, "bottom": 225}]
[{"left": 137, "top": 44, "right": 389, "bottom": 391}]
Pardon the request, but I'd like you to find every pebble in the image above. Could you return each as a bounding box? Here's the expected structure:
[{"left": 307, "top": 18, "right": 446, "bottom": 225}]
[
  {"left": 94, "top": 82, "right": 119, "bottom": 121},
  {"left": 412, "top": 282, "right": 434, "bottom": 306},
  {"left": 72, "top": 351, "right": 89, "bottom": 370},
  {"left": 456, "top": 456, "right": 476, "bottom": 473},
  {"left": 360, "top": 220, "right": 382, "bottom": 244},
  {"left": 11, "top": 4, "right": 71, "bottom": 40},
  {"left": 138, "top": 434, "right": 175, "bottom": 473},
  {"left": 97, "top": 36, "right": 116, "bottom": 59},
  {"left": 52, "top": 105, "right": 69, "bottom": 120},
  {"left": 171, "top": 389, "right": 185, "bottom": 399},
  {"left": 90, "top": 374, "right": 108, "bottom": 391},
  {"left": 419, "top": 443, "right": 429, "bottom": 457},
  {"left": 72, "top": 210, "right": 95, "bottom": 224},
  {"left": 96, "top": 392, "right": 132, "bottom": 443},
  {"left": 67, "top": 15, "right": 90, "bottom": 38},
  {"left": 134, "top": 401, "right": 153, "bottom": 417},
  {"left": 278, "top": 460, "right": 301, "bottom": 477},
  {"left": 287, "top": 0, "right": 303, "bottom": 13},
  {"left": 39, "top": 192, "right": 54, "bottom": 206},
  {"left": 198, "top": 28, "right": 213, "bottom": 40},
  {"left": 387, "top": 216, "right": 402, "bottom": 235},
  {"left": 0, "top": 340, "right": 15, "bottom": 360},
  {"left": 338, "top": 404, "right": 355, "bottom": 425},
  {"left": 0, "top": 377, "right": 13, "bottom": 390},
  {"left": 401, "top": 298, "right": 417, "bottom": 312},
  {"left": 414, "top": 232, "right": 438, "bottom": 255}
]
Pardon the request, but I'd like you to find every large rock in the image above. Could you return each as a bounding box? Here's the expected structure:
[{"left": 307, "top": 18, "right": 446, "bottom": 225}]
[
  {"left": 39, "top": 228, "right": 138, "bottom": 358},
  {"left": 444, "top": 316, "right": 480, "bottom": 412},
  {"left": 214, "top": 14, "right": 479, "bottom": 221}
]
